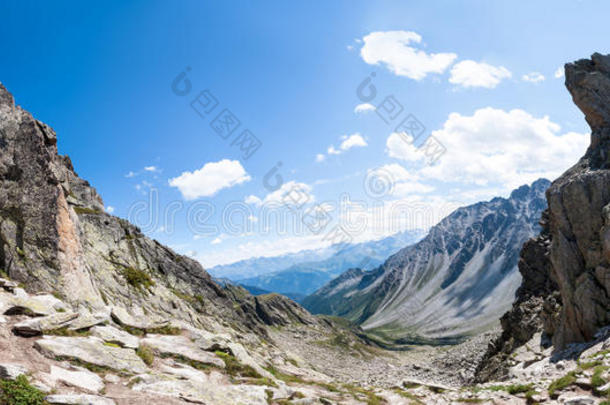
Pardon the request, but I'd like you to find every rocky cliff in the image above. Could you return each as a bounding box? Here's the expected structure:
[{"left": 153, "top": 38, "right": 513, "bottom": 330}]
[
  {"left": 0, "top": 81, "right": 323, "bottom": 338},
  {"left": 477, "top": 53, "right": 610, "bottom": 381}
]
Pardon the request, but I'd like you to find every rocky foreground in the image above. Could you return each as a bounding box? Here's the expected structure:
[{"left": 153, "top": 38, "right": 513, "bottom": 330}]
[{"left": 2, "top": 278, "right": 610, "bottom": 404}]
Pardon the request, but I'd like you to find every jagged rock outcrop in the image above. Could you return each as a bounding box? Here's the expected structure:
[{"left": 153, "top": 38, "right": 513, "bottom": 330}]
[{"left": 477, "top": 53, "right": 610, "bottom": 382}]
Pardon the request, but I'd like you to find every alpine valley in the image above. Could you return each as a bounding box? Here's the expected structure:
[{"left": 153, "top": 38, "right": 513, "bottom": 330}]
[{"left": 1, "top": 51, "right": 610, "bottom": 405}]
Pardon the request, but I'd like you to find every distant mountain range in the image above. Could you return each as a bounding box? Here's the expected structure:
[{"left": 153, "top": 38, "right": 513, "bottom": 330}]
[
  {"left": 209, "top": 230, "right": 425, "bottom": 301},
  {"left": 302, "top": 179, "right": 550, "bottom": 343}
]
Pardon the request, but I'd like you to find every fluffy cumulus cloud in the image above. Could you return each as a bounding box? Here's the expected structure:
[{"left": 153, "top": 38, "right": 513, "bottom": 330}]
[
  {"left": 385, "top": 132, "right": 425, "bottom": 162},
  {"left": 417, "top": 107, "right": 588, "bottom": 190},
  {"left": 245, "top": 181, "right": 314, "bottom": 207},
  {"left": 360, "top": 31, "right": 457, "bottom": 80},
  {"left": 339, "top": 133, "right": 367, "bottom": 150},
  {"left": 354, "top": 103, "right": 376, "bottom": 114},
  {"left": 449, "top": 60, "right": 512, "bottom": 88},
  {"left": 169, "top": 159, "right": 251, "bottom": 200},
  {"left": 522, "top": 72, "right": 545, "bottom": 83}
]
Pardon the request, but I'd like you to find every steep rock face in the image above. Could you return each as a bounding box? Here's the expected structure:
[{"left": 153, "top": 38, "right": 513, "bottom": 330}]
[
  {"left": 304, "top": 180, "right": 549, "bottom": 340},
  {"left": 0, "top": 82, "right": 308, "bottom": 337},
  {"left": 477, "top": 53, "right": 610, "bottom": 381}
]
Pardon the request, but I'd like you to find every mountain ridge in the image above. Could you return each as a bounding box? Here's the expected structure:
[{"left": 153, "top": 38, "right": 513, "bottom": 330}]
[
  {"left": 303, "top": 178, "right": 550, "bottom": 342},
  {"left": 230, "top": 230, "right": 425, "bottom": 299}
]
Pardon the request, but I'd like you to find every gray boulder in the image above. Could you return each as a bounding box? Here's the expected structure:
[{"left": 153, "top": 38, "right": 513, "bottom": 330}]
[
  {"left": 140, "top": 334, "right": 225, "bottom": 368},
  {"left": 13, "top": 311, "right": 78, "bottom": 336},
  {"left": 35, "top": 336, "right": 148, "bottom": 374}
]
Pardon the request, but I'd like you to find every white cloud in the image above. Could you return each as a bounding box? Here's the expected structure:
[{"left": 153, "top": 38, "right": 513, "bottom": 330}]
[
  {"left": 248, "top": 215, "right": 258, "bottom": 223},
  {"left": 245, "top": 181, "right": 314, "bottom": 207},
  {"left": 105, "top": 206, "right": 115, "bottom": 214},
  {"left": 386, "top": 132, "right": 425, "bottom": 162},
  {"left": 522, "top": 72, "right": 545, "bottom": 83},
  {"left": 339, "top": 133, "right": 368, "bottom": 150},
  {"left": 368, "top": 164, "right": 434, "bottom": 197},
  {"left": 327, "top": 145, "right": 341, "bottom": 155},
  {"left": 321, "top": 133, "right": 368, "bottom": 161},
  {"left": 449, "top": 60, "right": 512, "bottom": 88},
  {"left": 373, "top": 163, "right": 418, "bottom": 182},
  {"left": 125, "top": 171, "right": 136, "bottom": 178},
  {"left": 354, "top": 103, "right": 376, "bottom": 114},
  {"left": 209, "top": 233, "right": 229, "bottom": 245},
  {"left": 244, "top": 195, "right": 262, "bottom": 205},
  {"left": 554, "top": 66, "right": 565, "bottom": 79},
  {"left": 418, "top": 107, "right": 588, "bottom": 190},
  {"left": 360, "top": 31, "right": 457, "bottom": 80},
  {"left": 169, "top": 159, "right": 251, "bottom": 200},
  {"left": 144, "top": 166, "right": 159, "bottom": 172}
]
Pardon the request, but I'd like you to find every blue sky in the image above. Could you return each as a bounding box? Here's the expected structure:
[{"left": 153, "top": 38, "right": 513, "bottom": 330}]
[{"left": 0, "top": 1, "right": 605, "bottom": 267}]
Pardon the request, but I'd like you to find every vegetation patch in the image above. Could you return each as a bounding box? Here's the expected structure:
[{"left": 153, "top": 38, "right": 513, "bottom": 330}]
[
  {"left": 170, "top": 288, "right": 205, "bottom": 308},
  {"left": 122, "top": 324, "right": 181, "bottom": 337},
  {"left": 504, "top": 384, "right": 533, "bottom": 395},
  {"left": 341, "top": 383, "right": 384, "bottom": 405},
  {"left": 104, "top": 342, "right": 121, "bottom": 348},
  {"left": 264, "top": 365, "right": 307, "bottom": 385},
  {"left": 215, "top": 351, "right": 262, "bottom": 379},
  {"left": 120, "top": 266, "right": 155, "bottom": 291},
  {"left": 0, "top": 375, "right": 47, "bottom": 405},
  {"left": 265, "top": 389, "right": 273, "bottom": 404},
  {"left": 53, "top": 356, "right": 128, "bottom": 376},
  {"left": 472, "top": 383, "right": 533, "bottom": 395},
  {"left": 136, "top": 344, "right": 154, "bottom": 366},
  {"left": 73, "top": 206, "right": 102, "bottom": 215},
  {"left": 244, "top": 377, "right": 278, "bottom": 388},
  {"left": 548, "top": 371, "right": 577, "bottom": 397},
  {"left": 43, "top": 327, "right": 91, "bottom": 337},
  {"left": 161, "top": 354, "right": 218, "bottom": 371},
  {"left": 392, "top": 387, "right": 424, "bottom": 404},
  {"left": 591, "top": 365, "right": 608, "bottom": 388},
  {"left": 579, "top": 360, "right": 602, "bottom": 370},
  {"left": 15, "top": 247, "right": 25, "bottom": 259}
]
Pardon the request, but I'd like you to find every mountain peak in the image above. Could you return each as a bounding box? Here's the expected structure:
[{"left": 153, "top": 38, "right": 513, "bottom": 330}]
[
  {"left": 566, "top": 53, "right": 610, "bottom": 169},
  {"left": 509, "top": 178, "right": 550, "bottom": 201},
  {"left": 0, "top": 81, "right": 14, "bottom": 107}
]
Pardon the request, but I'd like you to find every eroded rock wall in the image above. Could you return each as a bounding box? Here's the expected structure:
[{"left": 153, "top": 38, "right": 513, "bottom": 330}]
[{"left": 477, "top": 53, "right": 610, "bottom": 381}]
